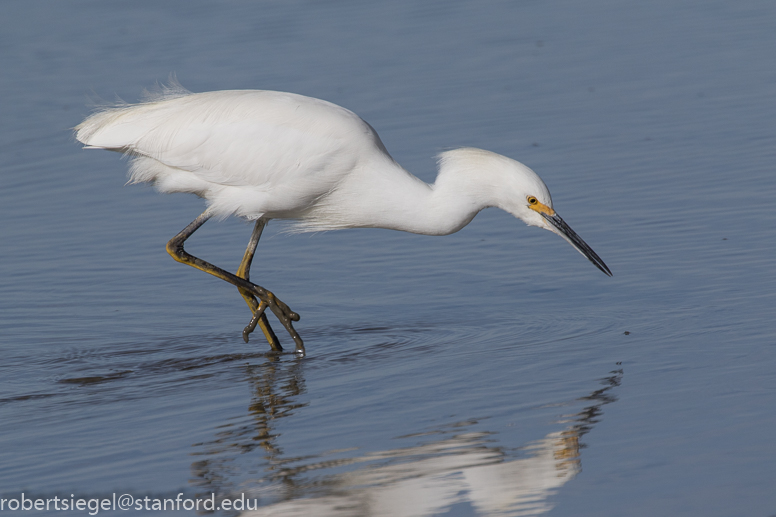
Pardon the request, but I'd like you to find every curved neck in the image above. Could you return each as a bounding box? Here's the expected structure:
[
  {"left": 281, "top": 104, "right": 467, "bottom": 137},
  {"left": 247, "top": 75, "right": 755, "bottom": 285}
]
[
  {"left": 295, "top": 156, "right": 494, "bottom": 235},
  {"left": 347, "top": 160, "right": 488, "bottom": 235}
]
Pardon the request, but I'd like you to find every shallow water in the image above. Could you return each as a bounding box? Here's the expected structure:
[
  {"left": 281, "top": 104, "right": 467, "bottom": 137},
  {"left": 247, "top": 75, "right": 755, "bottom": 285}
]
[{"left": 1, "top": 1, "right": 776, "bottom": 515}]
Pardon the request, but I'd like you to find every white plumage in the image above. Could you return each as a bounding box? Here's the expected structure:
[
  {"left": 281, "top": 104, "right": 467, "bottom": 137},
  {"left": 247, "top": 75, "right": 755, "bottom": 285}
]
[
  {"left": 76, "top": 85, "right": 558, "bottom": 234},
  {"left": 75, "top": 83, "right": 610, "bottom": 352}
]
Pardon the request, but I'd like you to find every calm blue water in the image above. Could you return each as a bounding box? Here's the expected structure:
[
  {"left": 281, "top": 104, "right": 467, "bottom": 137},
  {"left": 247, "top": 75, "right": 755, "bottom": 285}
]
[{"left": 1, "top": 1, "right": 775, "bottom": 516}]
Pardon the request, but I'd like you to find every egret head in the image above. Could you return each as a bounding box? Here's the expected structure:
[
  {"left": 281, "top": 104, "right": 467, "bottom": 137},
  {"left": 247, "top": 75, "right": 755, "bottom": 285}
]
[
  {"left": 439, "top": 148, "right": 611, "bottom": 276},
  {"left": 504, "top": 158, "right": 611, "bottom": 277}
]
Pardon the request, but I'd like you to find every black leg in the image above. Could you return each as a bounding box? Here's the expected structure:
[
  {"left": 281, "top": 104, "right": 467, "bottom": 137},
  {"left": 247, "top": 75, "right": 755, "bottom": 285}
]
[
  {"left": 236, "top": 218, "right": 282, "bottom": 351},
  {"left": 166, "top": 211, "right": 305, "bottom": 354}
]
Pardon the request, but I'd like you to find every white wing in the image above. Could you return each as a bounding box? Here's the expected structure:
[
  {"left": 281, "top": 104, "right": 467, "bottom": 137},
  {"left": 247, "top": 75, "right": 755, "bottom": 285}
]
[{"left": 76, "top": 89, "right": 388, "bottom": 219}]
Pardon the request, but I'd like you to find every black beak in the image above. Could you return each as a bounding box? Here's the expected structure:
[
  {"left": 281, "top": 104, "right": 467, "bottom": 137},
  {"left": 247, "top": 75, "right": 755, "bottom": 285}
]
[{"left": 541, "top": 212, "right": 612, "bottom": 276}]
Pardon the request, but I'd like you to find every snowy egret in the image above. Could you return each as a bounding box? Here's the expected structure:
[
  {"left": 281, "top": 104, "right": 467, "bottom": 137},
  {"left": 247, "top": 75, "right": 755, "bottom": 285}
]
[{"left": 75, "top": 83, "right": 611, "bottom": 355}]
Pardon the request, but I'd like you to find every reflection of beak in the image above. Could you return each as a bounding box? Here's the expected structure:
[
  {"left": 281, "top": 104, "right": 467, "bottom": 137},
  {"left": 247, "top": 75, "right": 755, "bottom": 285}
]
[{"left": 541, "top": 212, "right": 612, "bottom": 276}]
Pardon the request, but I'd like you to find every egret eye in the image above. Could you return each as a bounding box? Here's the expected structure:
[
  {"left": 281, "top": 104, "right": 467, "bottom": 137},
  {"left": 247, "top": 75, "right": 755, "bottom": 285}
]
[{"left": 527, "top": 196, "right": 538, "bottom": 205}]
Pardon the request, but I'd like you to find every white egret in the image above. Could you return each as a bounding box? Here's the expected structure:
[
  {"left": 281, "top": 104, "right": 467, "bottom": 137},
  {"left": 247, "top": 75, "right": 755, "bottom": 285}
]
[{"left": 75, "top": 83, "right": 611, "bottom": 355}]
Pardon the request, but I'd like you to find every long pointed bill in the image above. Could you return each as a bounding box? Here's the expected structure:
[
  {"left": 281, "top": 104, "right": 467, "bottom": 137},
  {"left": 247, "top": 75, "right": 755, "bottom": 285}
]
[{"left": 541, "top": 212, "right": 612, "bottom": 276}]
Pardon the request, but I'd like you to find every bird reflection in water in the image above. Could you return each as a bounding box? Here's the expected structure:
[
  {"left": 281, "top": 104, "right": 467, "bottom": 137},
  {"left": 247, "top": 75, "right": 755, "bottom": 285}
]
[
  {"left": 189, "top": 362, "right": 622, "bottom": 516},
  {"left": 190, "top": 356, "right": 307, "bottom": 490}
]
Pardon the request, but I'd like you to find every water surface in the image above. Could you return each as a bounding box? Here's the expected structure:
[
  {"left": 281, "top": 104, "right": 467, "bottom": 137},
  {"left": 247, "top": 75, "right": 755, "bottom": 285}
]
[{"left": 1, "top": 1, "right": 775, "bottom": 515}]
